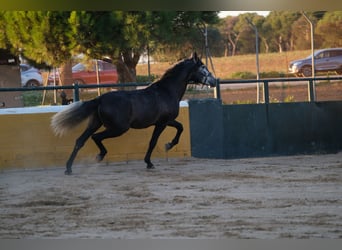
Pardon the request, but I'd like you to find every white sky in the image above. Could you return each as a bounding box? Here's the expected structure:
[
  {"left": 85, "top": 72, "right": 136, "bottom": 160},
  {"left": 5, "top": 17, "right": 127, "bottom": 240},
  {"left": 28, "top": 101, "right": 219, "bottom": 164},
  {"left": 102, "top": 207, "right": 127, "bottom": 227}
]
[{"left": 219, "top": 11, "right": 270, "bottom": 18}]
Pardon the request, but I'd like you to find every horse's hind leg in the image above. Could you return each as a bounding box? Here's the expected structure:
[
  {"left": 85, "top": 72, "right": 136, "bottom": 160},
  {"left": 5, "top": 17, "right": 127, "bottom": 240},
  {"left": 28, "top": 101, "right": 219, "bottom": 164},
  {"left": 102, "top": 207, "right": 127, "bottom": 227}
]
[
  {"left": 91, "top": 127, "right": 128, "bottom": 162},
  {"left": 165, "top": 120, "right": 183, "bottom": 151},
  {"left": 65, "top": 117, "right": 102, "bottom": 175}
]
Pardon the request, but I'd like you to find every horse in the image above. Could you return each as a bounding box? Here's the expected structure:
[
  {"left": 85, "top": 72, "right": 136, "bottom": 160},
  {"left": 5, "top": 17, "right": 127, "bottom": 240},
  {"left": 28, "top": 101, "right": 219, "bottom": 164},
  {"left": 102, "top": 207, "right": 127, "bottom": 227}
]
[{"left": 51, "top": 52, "right": 216, "bottom": 175}]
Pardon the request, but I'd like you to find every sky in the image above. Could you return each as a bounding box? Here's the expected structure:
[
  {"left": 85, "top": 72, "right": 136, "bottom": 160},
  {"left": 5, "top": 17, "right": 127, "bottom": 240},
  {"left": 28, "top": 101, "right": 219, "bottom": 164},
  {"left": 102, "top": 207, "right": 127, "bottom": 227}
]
[{"left": 219, "top": 11, "right": 270, "bottom": 18}]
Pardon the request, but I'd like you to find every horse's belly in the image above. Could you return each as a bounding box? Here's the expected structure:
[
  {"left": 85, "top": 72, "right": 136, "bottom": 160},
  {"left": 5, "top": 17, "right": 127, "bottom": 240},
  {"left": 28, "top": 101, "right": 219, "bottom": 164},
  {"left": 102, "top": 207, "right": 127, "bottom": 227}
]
[
  {"left": 130, "top": 110, "right": 177, "bottom": 129},
  {"left": 130, "top": 115, "right": 158, "bottom": 129}
]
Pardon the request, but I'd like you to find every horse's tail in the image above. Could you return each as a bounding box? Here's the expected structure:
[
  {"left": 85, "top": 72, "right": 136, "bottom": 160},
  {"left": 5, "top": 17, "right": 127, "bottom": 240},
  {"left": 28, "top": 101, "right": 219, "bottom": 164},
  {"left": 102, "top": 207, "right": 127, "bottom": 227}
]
[{"left": 51, "top": 98, "right": 99, "bottom": 136}]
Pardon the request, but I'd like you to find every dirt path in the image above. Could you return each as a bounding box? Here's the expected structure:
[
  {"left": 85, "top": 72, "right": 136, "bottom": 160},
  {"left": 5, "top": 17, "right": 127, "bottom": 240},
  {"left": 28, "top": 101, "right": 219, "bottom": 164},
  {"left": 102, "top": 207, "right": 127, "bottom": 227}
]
[{"left": 0, "top": 153, "right": 341, "bottom": 239}]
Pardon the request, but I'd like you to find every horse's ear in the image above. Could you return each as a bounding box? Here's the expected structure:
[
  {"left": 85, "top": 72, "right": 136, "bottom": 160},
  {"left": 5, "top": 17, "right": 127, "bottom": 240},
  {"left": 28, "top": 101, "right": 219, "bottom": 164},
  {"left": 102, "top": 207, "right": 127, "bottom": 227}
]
[{"left": 191, "top": 52, "right": 199, "bottom": 63}]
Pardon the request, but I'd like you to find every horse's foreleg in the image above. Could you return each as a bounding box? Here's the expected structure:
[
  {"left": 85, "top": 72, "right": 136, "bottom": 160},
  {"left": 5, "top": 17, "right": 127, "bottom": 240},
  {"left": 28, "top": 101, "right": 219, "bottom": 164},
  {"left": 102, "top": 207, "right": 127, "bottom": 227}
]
[
  {"left": 144, "top": 124, "right": 167, "bottom": 169},
  {"left": 91, "top": 128, "right": 128, "bottom": 162},
  {"left": 165, "top": 120, "right": 183, "bottom": 151}
]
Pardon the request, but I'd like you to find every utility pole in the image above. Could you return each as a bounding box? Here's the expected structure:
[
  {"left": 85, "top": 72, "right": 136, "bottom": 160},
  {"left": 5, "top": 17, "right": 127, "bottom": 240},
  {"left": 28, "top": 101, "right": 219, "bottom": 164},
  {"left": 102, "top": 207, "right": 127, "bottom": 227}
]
[
  {"left": 197, "top": 22, "right": 219, "bottom": 99},
  {"left": 246, "top": 17, "right": 261, "bottom": 103},
  {"left": 302, "top": 11, "right": 316, "bottom": 101}
]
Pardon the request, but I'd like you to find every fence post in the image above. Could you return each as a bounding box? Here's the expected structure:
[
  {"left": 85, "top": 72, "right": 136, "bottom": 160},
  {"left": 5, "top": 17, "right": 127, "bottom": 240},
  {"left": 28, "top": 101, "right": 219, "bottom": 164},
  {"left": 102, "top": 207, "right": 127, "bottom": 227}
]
[
  {"left": 214, "top": 78, "right": 221, "bottom": 100},
  {"left": 308, "top": 79, "right": 315, "bottom": 102},
  {"left": 263, "top": 80, "right": 269, "bottom": 104},
  {"left": 73, "top": 83, "right": 80, "bottom": 102}
]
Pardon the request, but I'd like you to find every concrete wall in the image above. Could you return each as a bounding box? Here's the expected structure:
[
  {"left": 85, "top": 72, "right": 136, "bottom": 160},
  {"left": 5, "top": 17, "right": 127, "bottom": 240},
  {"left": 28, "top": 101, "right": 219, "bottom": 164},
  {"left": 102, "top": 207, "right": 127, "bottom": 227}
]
[
  {"left": 189, "top": 99, "right": 342, "bottom": 159},
  {"left": 2, "top": 99, "right": 341, "bottom": 170},
  {"left": 0, "top": 105, "right": 191, "bottom": 170}
]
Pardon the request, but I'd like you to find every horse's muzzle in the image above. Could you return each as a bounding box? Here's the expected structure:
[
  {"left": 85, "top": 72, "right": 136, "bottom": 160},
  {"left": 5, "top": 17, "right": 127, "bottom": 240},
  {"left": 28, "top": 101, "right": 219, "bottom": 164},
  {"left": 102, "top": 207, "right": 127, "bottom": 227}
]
[{"left": 203, "top": 75, "right": 217, "bottom": 88}]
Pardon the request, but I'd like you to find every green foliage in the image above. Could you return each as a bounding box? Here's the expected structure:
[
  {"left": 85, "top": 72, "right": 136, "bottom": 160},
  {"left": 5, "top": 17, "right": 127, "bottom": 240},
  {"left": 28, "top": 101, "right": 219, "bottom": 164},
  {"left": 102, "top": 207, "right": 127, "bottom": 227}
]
[
  {"left": 22, "top": 91, "right": 43, "bottom": 106},
  {"left": 231, "top": 71, "right": 256, "bottom": 79},
  {"left": 231, "top": 99, "right": 256, "bottom": 105},
  {"left": 316, "top": 11, "right": 342, "bottom": 47},
  {"left": 230, "top": 71, "right": 286, "bottom": 79},
  {"left": 259, "top": 71, "right": 286, "bottom": 78},
  {"left": 1, "top": 10, "right": 341, "bottom": 75},
  {"left": 136, "top": 74, "right": 158, "bottom": 83},
  {"left": 284, "top": 95, "right": 295, "bottom": 103},
  {"left": 2, "top": 11, "right": 74, "bottom": 67},
  {"left": 0, "top": 11, "right": 219, "bottom": 69}
]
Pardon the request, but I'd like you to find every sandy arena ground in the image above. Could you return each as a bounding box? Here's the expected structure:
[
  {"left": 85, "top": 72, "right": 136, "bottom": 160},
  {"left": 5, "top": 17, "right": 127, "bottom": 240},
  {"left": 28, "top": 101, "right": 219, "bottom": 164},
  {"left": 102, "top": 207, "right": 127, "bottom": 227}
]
[{"left": 0, "top": 152, "right": 341, "bottom": 239}]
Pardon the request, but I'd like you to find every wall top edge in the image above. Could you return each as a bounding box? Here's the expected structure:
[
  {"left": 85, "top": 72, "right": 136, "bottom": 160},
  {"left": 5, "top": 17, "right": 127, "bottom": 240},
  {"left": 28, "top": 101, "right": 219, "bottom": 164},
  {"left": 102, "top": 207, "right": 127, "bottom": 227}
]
[{"left": 0, "top": 101, "right": 189, "bottom": 115}]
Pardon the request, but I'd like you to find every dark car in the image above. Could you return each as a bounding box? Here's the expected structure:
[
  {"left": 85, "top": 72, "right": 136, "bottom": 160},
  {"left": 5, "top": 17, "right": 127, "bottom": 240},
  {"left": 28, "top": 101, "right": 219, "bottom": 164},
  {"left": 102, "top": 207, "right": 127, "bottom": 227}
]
[
  {"left": 48, "top": 59, "right": 119, "bottom": 85},
  {"left": 288, "top": 48, "right": 342, "bottom": 77}
]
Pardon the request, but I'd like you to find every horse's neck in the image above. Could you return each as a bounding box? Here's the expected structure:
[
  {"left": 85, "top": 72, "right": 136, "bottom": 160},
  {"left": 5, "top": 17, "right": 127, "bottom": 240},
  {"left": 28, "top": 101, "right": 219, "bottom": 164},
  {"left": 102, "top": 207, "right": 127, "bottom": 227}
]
[
  {"left": 157, "top": 75, "right": 188, "bottom": 101},
  {"left": 156, "top": 64, "right": 192, "bottom": 100}
]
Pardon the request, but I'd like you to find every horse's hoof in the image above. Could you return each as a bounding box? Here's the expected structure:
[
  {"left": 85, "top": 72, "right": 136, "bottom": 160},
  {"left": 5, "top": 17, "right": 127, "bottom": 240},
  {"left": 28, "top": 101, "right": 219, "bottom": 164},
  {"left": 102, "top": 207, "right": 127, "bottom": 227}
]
[
  {"left": 64, "top": 169, "right": 72, "bottom": 175},
  {"left": 165, "top": 143, "right": 172, "bottom": 151},
  {"left": 146, "top": 164, "right": 155, "bottom": 169},
  {"left": 96, "top": 154, "right": 104, "bottom": 162}
]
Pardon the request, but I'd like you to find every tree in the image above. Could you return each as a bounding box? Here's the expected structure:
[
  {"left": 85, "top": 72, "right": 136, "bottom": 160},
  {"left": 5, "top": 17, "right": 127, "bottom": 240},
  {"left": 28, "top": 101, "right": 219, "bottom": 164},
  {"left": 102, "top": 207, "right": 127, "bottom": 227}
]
[
  {"left": 67, "top": 11, "right": 219, "bottom": 82},
  {"left": 291, "top": 16, "right": 312, "bottom": 50},
  {"left": 316, "top": 11, "right": 342, "bottom": 47},
  {"left": 0, "top": 11, "right": 219, "bottom": 83},
  {"left": 219, "top": 16, "right": 240, "bottom": 56},
  {"left": 148, "top": 11, "right": 219, "bottom": 61},
  {"left": 263, "top": 11, "right": 301, "bottom": 52},
  {"left": 2, "top": 11, "right": 74, "bottom": 67},
  {"left": 252, "top": 15, "right": 269, "bottom": 53},
  {"left": 218, "top": 13, "right": 266, "bottom": 56}
]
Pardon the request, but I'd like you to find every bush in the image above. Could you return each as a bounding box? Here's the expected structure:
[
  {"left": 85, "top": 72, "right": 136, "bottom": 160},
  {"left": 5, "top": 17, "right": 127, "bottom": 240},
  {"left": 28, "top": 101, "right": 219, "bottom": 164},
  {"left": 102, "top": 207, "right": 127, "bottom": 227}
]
[
  {"left": 22, "top": 91, "right": 43, "bottom": 106},
  {"left": 259, "top": 71, "right": 286, "bottom": 78},
  {"left": 230, "top": 71, "right": 256, "bottom": 79},
  {"left": 136, "top": 74, "right": 158, "bottom": 83}
]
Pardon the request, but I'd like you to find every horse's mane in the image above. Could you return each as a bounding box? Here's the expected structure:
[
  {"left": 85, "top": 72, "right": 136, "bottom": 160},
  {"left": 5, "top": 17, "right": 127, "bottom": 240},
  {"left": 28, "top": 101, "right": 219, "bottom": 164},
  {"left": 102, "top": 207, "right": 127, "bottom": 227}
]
[{"left": 158, "top": 58, "right": 193, "bottom": 81}]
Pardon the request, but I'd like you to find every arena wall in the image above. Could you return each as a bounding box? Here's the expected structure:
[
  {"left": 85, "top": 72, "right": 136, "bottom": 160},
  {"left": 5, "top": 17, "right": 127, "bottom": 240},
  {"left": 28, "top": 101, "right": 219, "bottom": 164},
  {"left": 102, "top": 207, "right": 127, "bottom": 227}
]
[
  {"left": 0, "top": 104, "right": 191, "bottom": 170},
  {"left": 189, "top": 99, "right": 342, "bottom": 159}
]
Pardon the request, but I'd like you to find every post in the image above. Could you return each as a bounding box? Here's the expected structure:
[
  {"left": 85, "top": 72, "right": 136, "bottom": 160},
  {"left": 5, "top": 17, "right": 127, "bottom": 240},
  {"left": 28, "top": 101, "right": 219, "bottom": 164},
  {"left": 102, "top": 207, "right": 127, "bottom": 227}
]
[
  {"left": 302, "top": 11, "right": 316, "bottom": 101},
  {"left": 197, "top": 22, "right": 218, "bottom": 99},
  {"left": 147, "top": 45, "right": 151, "bottom": 82},
  {"left": 263, "top": 81, "right": 269, "bottom": 104},
  {"left": 73, "top": 83, "right": 80, "bottom": 102},
  {"left": 308, "top": 79, "right": 315, "bottom": 102},
  {"left": 95, "top": 60, "right": 101, "bottom": 96},
  {"left": 215, "top": 78, "right": 221, "bottom": 100},
  {"left": 246, "top": 17, "right": 261, "bottom": 103}
]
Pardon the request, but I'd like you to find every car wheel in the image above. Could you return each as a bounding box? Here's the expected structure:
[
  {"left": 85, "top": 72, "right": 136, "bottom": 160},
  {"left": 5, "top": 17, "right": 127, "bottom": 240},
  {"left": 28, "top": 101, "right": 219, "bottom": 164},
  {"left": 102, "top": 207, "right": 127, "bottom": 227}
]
[
  {"left": 301, "top": 66, "right": 312, "bottom": 77},
  {"left": 73, "top": 79, "right": 85, "bottom": 85},
  {"left": 25, "top": 80, "right": 39, "bottom": 87}
]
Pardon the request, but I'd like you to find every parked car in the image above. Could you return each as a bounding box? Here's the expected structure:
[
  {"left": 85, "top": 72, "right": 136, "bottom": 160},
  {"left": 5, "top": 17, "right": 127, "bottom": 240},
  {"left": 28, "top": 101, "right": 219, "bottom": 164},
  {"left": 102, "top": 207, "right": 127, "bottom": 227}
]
[
  {"left": 48, "top": 59, "right": 119, "bottom": 85},
  {"left": 20, "top": 64, "right": 43, "bottom": 87},
  {"left": 289, "top": 48, "right": 342, "bottom": 77}
]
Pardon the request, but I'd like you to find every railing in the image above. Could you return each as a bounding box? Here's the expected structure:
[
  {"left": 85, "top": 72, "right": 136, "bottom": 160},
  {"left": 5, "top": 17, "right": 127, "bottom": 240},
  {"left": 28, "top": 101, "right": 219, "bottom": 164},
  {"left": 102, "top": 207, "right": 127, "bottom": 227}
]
[
  {"left": 215, "top": 76, "right": 342, "bottom": 104},
  {"left": 1, "top": 76, "right": 342, "bottom": 106}
]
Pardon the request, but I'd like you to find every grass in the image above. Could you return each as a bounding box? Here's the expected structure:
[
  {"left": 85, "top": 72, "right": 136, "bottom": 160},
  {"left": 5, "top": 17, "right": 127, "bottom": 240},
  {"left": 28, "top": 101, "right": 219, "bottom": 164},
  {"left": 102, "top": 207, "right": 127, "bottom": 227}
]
[{"left": 136, "top": 50, "right": 315, "bottom": 80}]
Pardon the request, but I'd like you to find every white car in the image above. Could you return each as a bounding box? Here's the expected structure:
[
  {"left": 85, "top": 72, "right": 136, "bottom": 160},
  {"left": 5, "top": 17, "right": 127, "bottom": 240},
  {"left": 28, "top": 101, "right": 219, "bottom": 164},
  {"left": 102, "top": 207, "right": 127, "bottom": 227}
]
[{"left": 20, "top": 64, "right": 43, "bottom": 87}]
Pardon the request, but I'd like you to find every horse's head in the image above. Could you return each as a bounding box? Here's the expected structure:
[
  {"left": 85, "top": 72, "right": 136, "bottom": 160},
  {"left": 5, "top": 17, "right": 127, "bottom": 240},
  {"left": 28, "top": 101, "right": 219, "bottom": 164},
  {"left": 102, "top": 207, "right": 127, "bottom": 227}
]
[{"left": 188, "top": 52, "right": 217, "bottom": 88}]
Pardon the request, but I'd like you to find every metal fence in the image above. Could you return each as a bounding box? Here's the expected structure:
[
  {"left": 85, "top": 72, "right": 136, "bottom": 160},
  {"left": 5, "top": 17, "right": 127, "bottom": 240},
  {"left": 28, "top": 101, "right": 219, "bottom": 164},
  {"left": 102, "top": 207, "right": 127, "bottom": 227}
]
[
  {"left": 1, "top": 76, "right": 342, "bottom": 106},
  {"left": 216, "top": 76, "right": 342, "bottom": 103}
]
